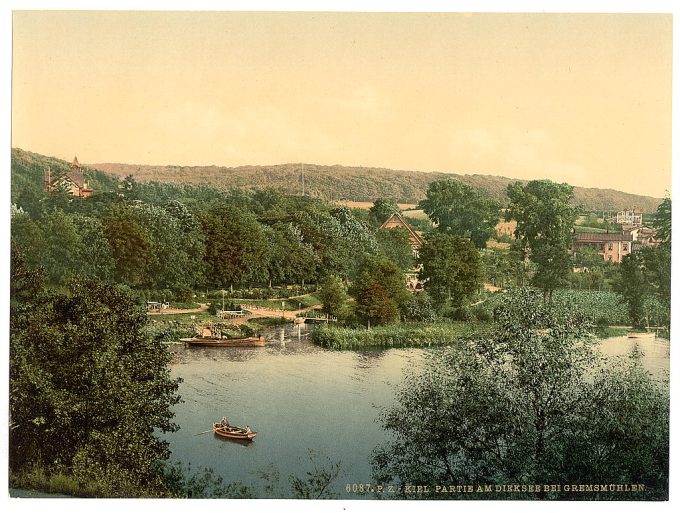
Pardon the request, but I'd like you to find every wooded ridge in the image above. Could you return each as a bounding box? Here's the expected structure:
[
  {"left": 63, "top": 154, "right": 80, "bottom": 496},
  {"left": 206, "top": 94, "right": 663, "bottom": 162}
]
[{"left": 11, "top": 148, "right": 662, "bottom": 212}]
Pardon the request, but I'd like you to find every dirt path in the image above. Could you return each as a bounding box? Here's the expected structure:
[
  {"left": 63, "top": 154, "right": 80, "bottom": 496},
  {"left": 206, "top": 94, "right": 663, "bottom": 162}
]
[{"left": 239, "top": 303, "right": 321, "bottom": 320}]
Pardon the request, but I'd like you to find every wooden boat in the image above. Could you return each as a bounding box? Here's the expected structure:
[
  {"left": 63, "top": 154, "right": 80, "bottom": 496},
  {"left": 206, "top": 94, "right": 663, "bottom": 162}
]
[
  {"left": 180, "top": 335, "right": 266, "bottom": 347},
  {"left": 213, "top": 423, "right": 257, "bottom": 440},
  {"left": 627, "top": 332, "right": 656, "bottom": 339}
]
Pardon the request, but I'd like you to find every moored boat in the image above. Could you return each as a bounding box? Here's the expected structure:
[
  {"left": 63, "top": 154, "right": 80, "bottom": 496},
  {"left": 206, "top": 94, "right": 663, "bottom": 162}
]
[
  {"left": 180, "top": 335, "right": 266, "bottom": 347},
  {"left": 213, "top": 423, "right": 257, "bottom": 440}
]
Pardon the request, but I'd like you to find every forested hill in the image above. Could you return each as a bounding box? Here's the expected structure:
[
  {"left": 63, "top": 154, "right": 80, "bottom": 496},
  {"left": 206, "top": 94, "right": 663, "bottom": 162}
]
[
  {"left": 11, "top": 148, "right": 662, "bottom": 212},
  {"left": 11, "top": 148, "right": 120, "bottom": 205},
  {"left": 89, "top": 160, "right": 662, "bottom": 212}
]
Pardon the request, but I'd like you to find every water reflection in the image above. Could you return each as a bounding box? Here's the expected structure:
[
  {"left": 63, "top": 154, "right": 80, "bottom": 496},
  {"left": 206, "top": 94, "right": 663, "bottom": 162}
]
[
  {"left": 597, "top": 335, "right": 670, "bottom": 382},
  {"left": 164, "top": 328, "right": 669, "bottom": 498}
]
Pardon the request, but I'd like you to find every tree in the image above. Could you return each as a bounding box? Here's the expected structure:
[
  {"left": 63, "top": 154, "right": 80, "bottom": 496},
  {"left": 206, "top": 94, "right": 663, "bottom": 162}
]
[
  {"left": 481, "top": 248, "right": 515, "bottom": 289},
  {"left": 351, "top": 255, "right": 409, "bottom": 326},
  {"left": 615, "top": 247, "right": 670, "bottom": 330},
  {"left": 9, "top": 245, "right": 181, "bottom": 496},
  {"left": 418, "top": 232, "right": 482, "bottom": 308},
  {"left": 506, "top": 180, "right": 577, "bottom": 301},
  {"left": 265, "top": 223, "right": 319, "bottom": 286},
  {"left": 102, "top": 205, "right": 153, "bottom": 287},
  {"left": 40, "top": 209, "right": 84, "bottom": 284},
  {"left": 318, "top": 275, "right": 349, "bottom": 319},
  {"left": 372, "top": 288, "right": 669, "bottom": 499},
  {"left": 200, "top": 205, "right": 270, "bottom": 288},
  {"left": 368, "top": 198, "right": 400, "bottom": 227},
  {"left": 419, "top": 179, "right": 499, "bottom": 249},
  {"left": 11, "top": 210, "right": 46, "bottom": 269},
  {"left": 652, "top": 196, "right": 671, "bottom": 247},
  {"left": 71, "top": 214, "right": 116, "bottom": 282},
  {"left": 375, "top": 228, "right": 414, "bottom": 271},
  {"left": 130, "top": 202, "right": 205, "bottom": 290},
  {"left": 570, "top": 247, "right": 605, "bottom": 291},
  {"left": 293, "top": 209, "right": 376, "bottom": 280}
]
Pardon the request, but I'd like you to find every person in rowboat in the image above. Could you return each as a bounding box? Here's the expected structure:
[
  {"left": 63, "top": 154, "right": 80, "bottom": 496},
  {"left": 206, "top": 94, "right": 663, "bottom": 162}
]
[
  {"left": 245, "top": 425, "right": 252, "bottom": 434},
  {"left": 220, "top": 416, "right": 229, "bottom": 428}
]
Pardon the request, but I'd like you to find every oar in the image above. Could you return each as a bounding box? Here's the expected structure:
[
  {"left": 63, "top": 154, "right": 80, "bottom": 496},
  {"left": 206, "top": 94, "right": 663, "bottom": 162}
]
[{"left": 194, "top": 429, "right": 214, "bottom": 436}]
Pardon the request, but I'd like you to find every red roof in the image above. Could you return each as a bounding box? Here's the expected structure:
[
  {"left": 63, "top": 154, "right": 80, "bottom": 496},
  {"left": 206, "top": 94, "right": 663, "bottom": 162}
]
[{"left": 574, "top": 232, "right": 633, "bottom": 242}]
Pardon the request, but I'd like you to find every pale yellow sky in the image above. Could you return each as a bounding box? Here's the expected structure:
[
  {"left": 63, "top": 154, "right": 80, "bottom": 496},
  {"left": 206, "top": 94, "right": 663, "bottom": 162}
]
[{"left": 12, "top": 11, "right": 672, "bottom": 197}]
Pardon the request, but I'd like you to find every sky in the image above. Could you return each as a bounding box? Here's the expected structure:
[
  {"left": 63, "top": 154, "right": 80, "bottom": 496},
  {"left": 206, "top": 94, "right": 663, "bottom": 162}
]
[{"left": 11, "top": 11, "right": 672, "bottom": 197}]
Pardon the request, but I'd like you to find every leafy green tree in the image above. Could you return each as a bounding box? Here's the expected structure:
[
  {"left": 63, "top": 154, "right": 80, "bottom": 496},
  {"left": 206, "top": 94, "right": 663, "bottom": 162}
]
[
  {"left": 376, "top": 227, "right": 414, "bottom": 270},
  {"left": 571, "top": 247, "right": 605, "bottom": 291},
  {"left": 40, "top": 209, "right": 84, "bottom": 284},
  {"left": 351, "top": 255, "right": 409, "bottom": 326},
  {"left": 130, "top": 202, "right": 205, "bottom": 290},
  {"left": 506, "top": 180, "right": 577, "bottom": 301},
  {"left": 265, "top": 223, "right": 319, "bottom": 286},
  {"left": 615, "top": 247, "right": 670, "bottom": 329},
  {"left": 318, "top": 275, "right": 349, "bottom": 319},
  {"left": 368, "top": 198, "right": 400, "bottom": 227},
  {"left": 372, "top": 288, "right": 669, "bottom": 499},
  {"left": 331, "top": 207, "right": 378, "bottom": 255},
  {"left": 67, "top": 215, "right": 115, "bottom": 282},
  {"left": 652, "top": 196, "right": 671, "bottom": 246},
  {"left": 614, "top": 253, "right": 641, "bottom": 329},
  {"left": 293, "top": 209, "right": 376, "bottom": 280},
  {"left": 572, "top": 246, "right": 603, "bottom": 271},
  {"left": 11, "top": 211, "right": 46, "bottom": 269},
  {"left": 200, "top": 205, "right": 270, "bottom": 288},
  {"left": 9, "top": 245, "right": 181, "bottom": 496},
  {"left": 480, "top": 248, "right": 515, "bottom": 289},
  {"left": 418, "top": 232, "right": 482, "bottom": 308},
  {"left": 419, "top": 179, "right": 499, "bottom": 249},
  {"left": 102, "top": 205, "right": 153, "bottom": 286}
]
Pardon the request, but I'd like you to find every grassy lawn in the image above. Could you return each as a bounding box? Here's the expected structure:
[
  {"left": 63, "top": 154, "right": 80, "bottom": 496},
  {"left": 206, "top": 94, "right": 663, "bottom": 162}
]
[
  {"left": 233, "top": 293, "right": 321, "bottom": 310},
  {"left": 591, "top": 326, "right": 630, "bottom": 339},
  {"left": 573, "top": 225, "right": 609, "bottom": 233},
  {"left": 147, "top": 311, "right": 217, "bottom": 323}
]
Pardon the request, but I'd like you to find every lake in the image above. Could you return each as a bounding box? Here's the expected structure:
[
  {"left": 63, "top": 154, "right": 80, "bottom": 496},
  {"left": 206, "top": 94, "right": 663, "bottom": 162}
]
[{"left": 164, "top": 325, "right": 669, "bottom": 498}]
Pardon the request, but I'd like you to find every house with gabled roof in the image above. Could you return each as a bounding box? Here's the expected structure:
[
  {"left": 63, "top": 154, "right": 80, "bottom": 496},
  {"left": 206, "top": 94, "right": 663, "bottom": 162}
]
[
  {"left": 380, "top": 212, "right": 425, "bottom": 291},
  {"left": 380, "top": 212, "right": 424, "bottom": 255},
  {"left": 572, "top": 231, "right": 634, "bottom": 264},
  {"left": 43, "top": 156, "right": 93, "bottom": 198}
]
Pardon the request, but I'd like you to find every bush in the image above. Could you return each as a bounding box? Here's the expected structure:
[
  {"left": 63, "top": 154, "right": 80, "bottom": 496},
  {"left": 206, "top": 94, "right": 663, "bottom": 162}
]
[
  {"left": 173, "top": 286, "right": 194, "bottom": 303},
  {"left": 402, "top": 293, "right": 438, "bottom": 322}
]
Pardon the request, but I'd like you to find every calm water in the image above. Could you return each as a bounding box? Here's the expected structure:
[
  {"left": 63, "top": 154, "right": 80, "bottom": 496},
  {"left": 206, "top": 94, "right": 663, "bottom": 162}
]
[{"left": 164, "top": 327, "right": 669, "bottom": 498}]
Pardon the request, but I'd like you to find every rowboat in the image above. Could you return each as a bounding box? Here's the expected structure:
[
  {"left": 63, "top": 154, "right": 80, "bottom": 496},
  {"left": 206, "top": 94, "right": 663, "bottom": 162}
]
[
  {"left": 180, "top": 335, "right": 266, "bottom": 347},
  {"left": 213, "top": 423, "right": 257, "bottom": 440},
  {"left": 627, "top": 332, "right": 656, "bottom": 339}
]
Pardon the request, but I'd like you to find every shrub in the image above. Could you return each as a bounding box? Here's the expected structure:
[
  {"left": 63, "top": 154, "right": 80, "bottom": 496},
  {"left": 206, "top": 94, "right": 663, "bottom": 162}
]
[{"left": 402, "top": 293, "right": 438, "bottom": 322}]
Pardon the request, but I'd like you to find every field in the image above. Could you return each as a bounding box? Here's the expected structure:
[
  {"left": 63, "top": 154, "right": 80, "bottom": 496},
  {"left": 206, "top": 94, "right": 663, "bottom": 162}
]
[{"left": 336, "top": 201, "right": 417, "bottom": 210}]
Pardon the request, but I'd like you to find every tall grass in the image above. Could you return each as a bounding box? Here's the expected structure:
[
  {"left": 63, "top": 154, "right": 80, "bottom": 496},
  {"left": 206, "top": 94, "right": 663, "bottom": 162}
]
[
  {"left": 552, "top": 290, "right": 629, "bottom": 326},
  {"left": 10, "top": 465, "right": 104, "bottom": 497},
  {"left": 311, "top": 322, "right": 491, "bottom": 350}
]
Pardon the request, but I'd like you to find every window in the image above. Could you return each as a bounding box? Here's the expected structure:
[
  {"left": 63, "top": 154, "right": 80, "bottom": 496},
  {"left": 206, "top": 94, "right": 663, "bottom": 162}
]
[
  {"left": 608, "top": 243, "right": 613, "bottom": 251},
  {"left": 623, "top": 243, "right": 628, "bottom": 251}
]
